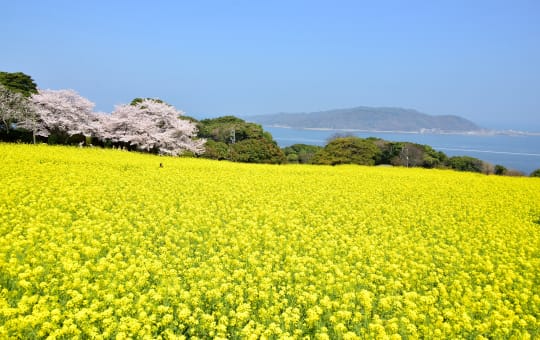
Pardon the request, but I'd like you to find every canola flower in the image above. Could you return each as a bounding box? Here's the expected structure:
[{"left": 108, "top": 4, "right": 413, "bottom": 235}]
[{"left": 0, "top": 143, "right": 539, "bottom": 339}]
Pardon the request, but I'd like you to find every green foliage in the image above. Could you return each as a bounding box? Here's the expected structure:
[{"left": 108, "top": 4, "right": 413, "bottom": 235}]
[
  {"left": 200, "top": 140, "right": 230, "bottom": 160},
  {"left": 375, "top": 140, "right": 404, "bottom": 165},
  {"left": 0, "top": 72, "right": 38, "bottom": 97},
  {"left": 529, "top": 168, "right": 540, "bottom": 177},
  {"left": 198, "top": 116, "right": 262, "bottom": 143},
  {"left": 421, "top": 144, "right": 448, "bottom": 168},
  {"left": 197, "top": 116, "right": 285, "bottom": 164},
  {"left": 0, "top": 129, "right": 35, "bottom": 143},
  {"left": 46, "top": 130, "right": 72, "bottom": 145},
  {"left": 374, "top": 140, "right": 447, "bottom": 168},
  {"left": 311, "top": 137, "right": 381, "bottom": 166},
  {"left": 200, "top": 115, "right": 245, "bottom": 126},
  {"left": 130, "top": 97, "right": 165, "bottom": 106},
  {"left": 282, "top": 144, "right": 322, "bottom": 164},
  {"left": 178, "top": 115, "right": 199, "bottom": 123},
  {"left": 494, "top": 164, "right": 508, "bottom": 176},
  {"left": 397, "top": 143, "right": 425, "bottom": 167},
  {"left": 447, "top": 156, "right": 484, "bottom": 173},
  {"left": 230, "top": 139, "right": 286, "bottom": 164},
  {"left": 286, "top": 153, "right": 299, "bottom": 163}
]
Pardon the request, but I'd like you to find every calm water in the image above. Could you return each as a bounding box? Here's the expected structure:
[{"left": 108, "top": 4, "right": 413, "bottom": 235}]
[{"left": 265, "top": 126, "right": 540, "bottom": 175}]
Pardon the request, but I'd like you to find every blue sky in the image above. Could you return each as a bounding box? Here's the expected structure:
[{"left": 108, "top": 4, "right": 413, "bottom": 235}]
[{"left": 2, "top": 0, "right": 539, "bottom": 130}]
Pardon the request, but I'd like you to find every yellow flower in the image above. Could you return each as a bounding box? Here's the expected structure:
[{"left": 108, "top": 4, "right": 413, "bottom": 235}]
[{"left": 0, "top": 143, "right": 538, "bottom": 339}]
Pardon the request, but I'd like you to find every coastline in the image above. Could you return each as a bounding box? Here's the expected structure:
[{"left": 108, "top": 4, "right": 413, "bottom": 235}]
[
  {"left": 265, "top": 125, "right": 540, "bottom": 137},
  {"left": 265, "top": 126, "right": 540, "bottom": 174}
]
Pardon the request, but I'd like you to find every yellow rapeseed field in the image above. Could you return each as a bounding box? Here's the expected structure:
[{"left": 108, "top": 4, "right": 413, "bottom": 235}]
[{"left": 1, "top": 143, "right": 539, "bottom": 339}]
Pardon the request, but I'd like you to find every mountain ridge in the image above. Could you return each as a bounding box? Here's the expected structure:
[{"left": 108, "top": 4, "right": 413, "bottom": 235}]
[{"left": 245, "top": 106, "right": 481, "bottom": 132}]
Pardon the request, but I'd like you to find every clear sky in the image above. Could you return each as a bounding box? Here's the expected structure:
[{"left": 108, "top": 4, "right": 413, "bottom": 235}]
[{"left": 2, "top": 0, "right": 539, "bottom": 130}]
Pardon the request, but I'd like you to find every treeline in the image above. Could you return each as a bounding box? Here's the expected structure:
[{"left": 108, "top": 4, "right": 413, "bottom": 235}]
[
  {"left": 1, "top": 71, "right": 539, "bottom": 177},
  {"left": 196, "top": 116, "right": 286, "bottom": 163},
  {"left": 284, "top": 136, "right": 538, "bottom": 176},
  {"left": 0, "top": 72, "right": 204, "bottom": 155},
  {"left": 185, "top": 116, "right": 539, "bottom": 177},
  {"left": 0, "top": 71, "right": 283, "bottom": 161}
]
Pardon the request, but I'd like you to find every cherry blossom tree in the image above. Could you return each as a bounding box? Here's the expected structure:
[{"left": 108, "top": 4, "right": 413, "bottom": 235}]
[
  {"left": 10, "top": 89, "right": 205, "bottom": 155},
  {"left": 103, "top": 99, "right": 205, "bottom": 155},
  {"left": 28, "top": 89, "right": 100, "bottom": 141}
]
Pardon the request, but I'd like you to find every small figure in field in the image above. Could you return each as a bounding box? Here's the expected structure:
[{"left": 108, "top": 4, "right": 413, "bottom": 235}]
[{"left": 159, "top": 163, "right": 163, "bottom": 168}]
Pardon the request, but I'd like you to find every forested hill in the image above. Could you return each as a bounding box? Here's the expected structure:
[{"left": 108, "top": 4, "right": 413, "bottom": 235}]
[{"left": 246, "top": 107, "right": 480, "bottom": 132}]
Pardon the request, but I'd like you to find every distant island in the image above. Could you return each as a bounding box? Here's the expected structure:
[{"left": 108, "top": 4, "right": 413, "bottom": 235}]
[{"left": 245, "top": 106, "right": 481, "bottom": 133}]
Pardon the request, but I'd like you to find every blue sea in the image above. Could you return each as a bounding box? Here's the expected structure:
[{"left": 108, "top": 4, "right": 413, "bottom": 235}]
[{"left": 265, "top": 126, "right": 540, "bottom": 175}]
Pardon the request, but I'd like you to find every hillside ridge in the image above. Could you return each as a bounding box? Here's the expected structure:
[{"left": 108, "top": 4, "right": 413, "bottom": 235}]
[{"left": 246, "top": 106, "right": 480, "bottom": 132}]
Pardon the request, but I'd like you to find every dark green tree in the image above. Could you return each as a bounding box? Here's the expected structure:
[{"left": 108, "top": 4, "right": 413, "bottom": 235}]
[
  {"left": 446, "top": 156, "right": 484, "bottom": 173},
  {"left": 201, "top": 140, "right": 229, "bottom": 160},
  {"left": 286, "top": 153, "right": 299, "bottom": 163},
  {"left": 494, "top": 164, "right": 508, "bottom": 175},
  {"left": 197, "top": 116, "right": 285, "bottom": 164},
  {"left": 374, "top": 140, "right": 403, "bottom": 165},
  {"left": 530, "top": 168, "right": 540, "bottom": 177},
  {"left": 0, "top": 72, "right": 38, "bottom": 97},
  {"left": 130, "top": 97, "right": 165, "bottom": 106},
  {"left": 230, "top": 138, "right": 286, "bottom": 164},
  {"left": 375, "top": 140, "right": 447, "bottom": 168},
  {"left": 282, "top": 144, "right": 322, "bottom": 164},
  {"left": 421, "top": 145, "right": 448, "bottom": 168},
  {"left": 311, "top": 137, "right": 381, "bottom": 166}
]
